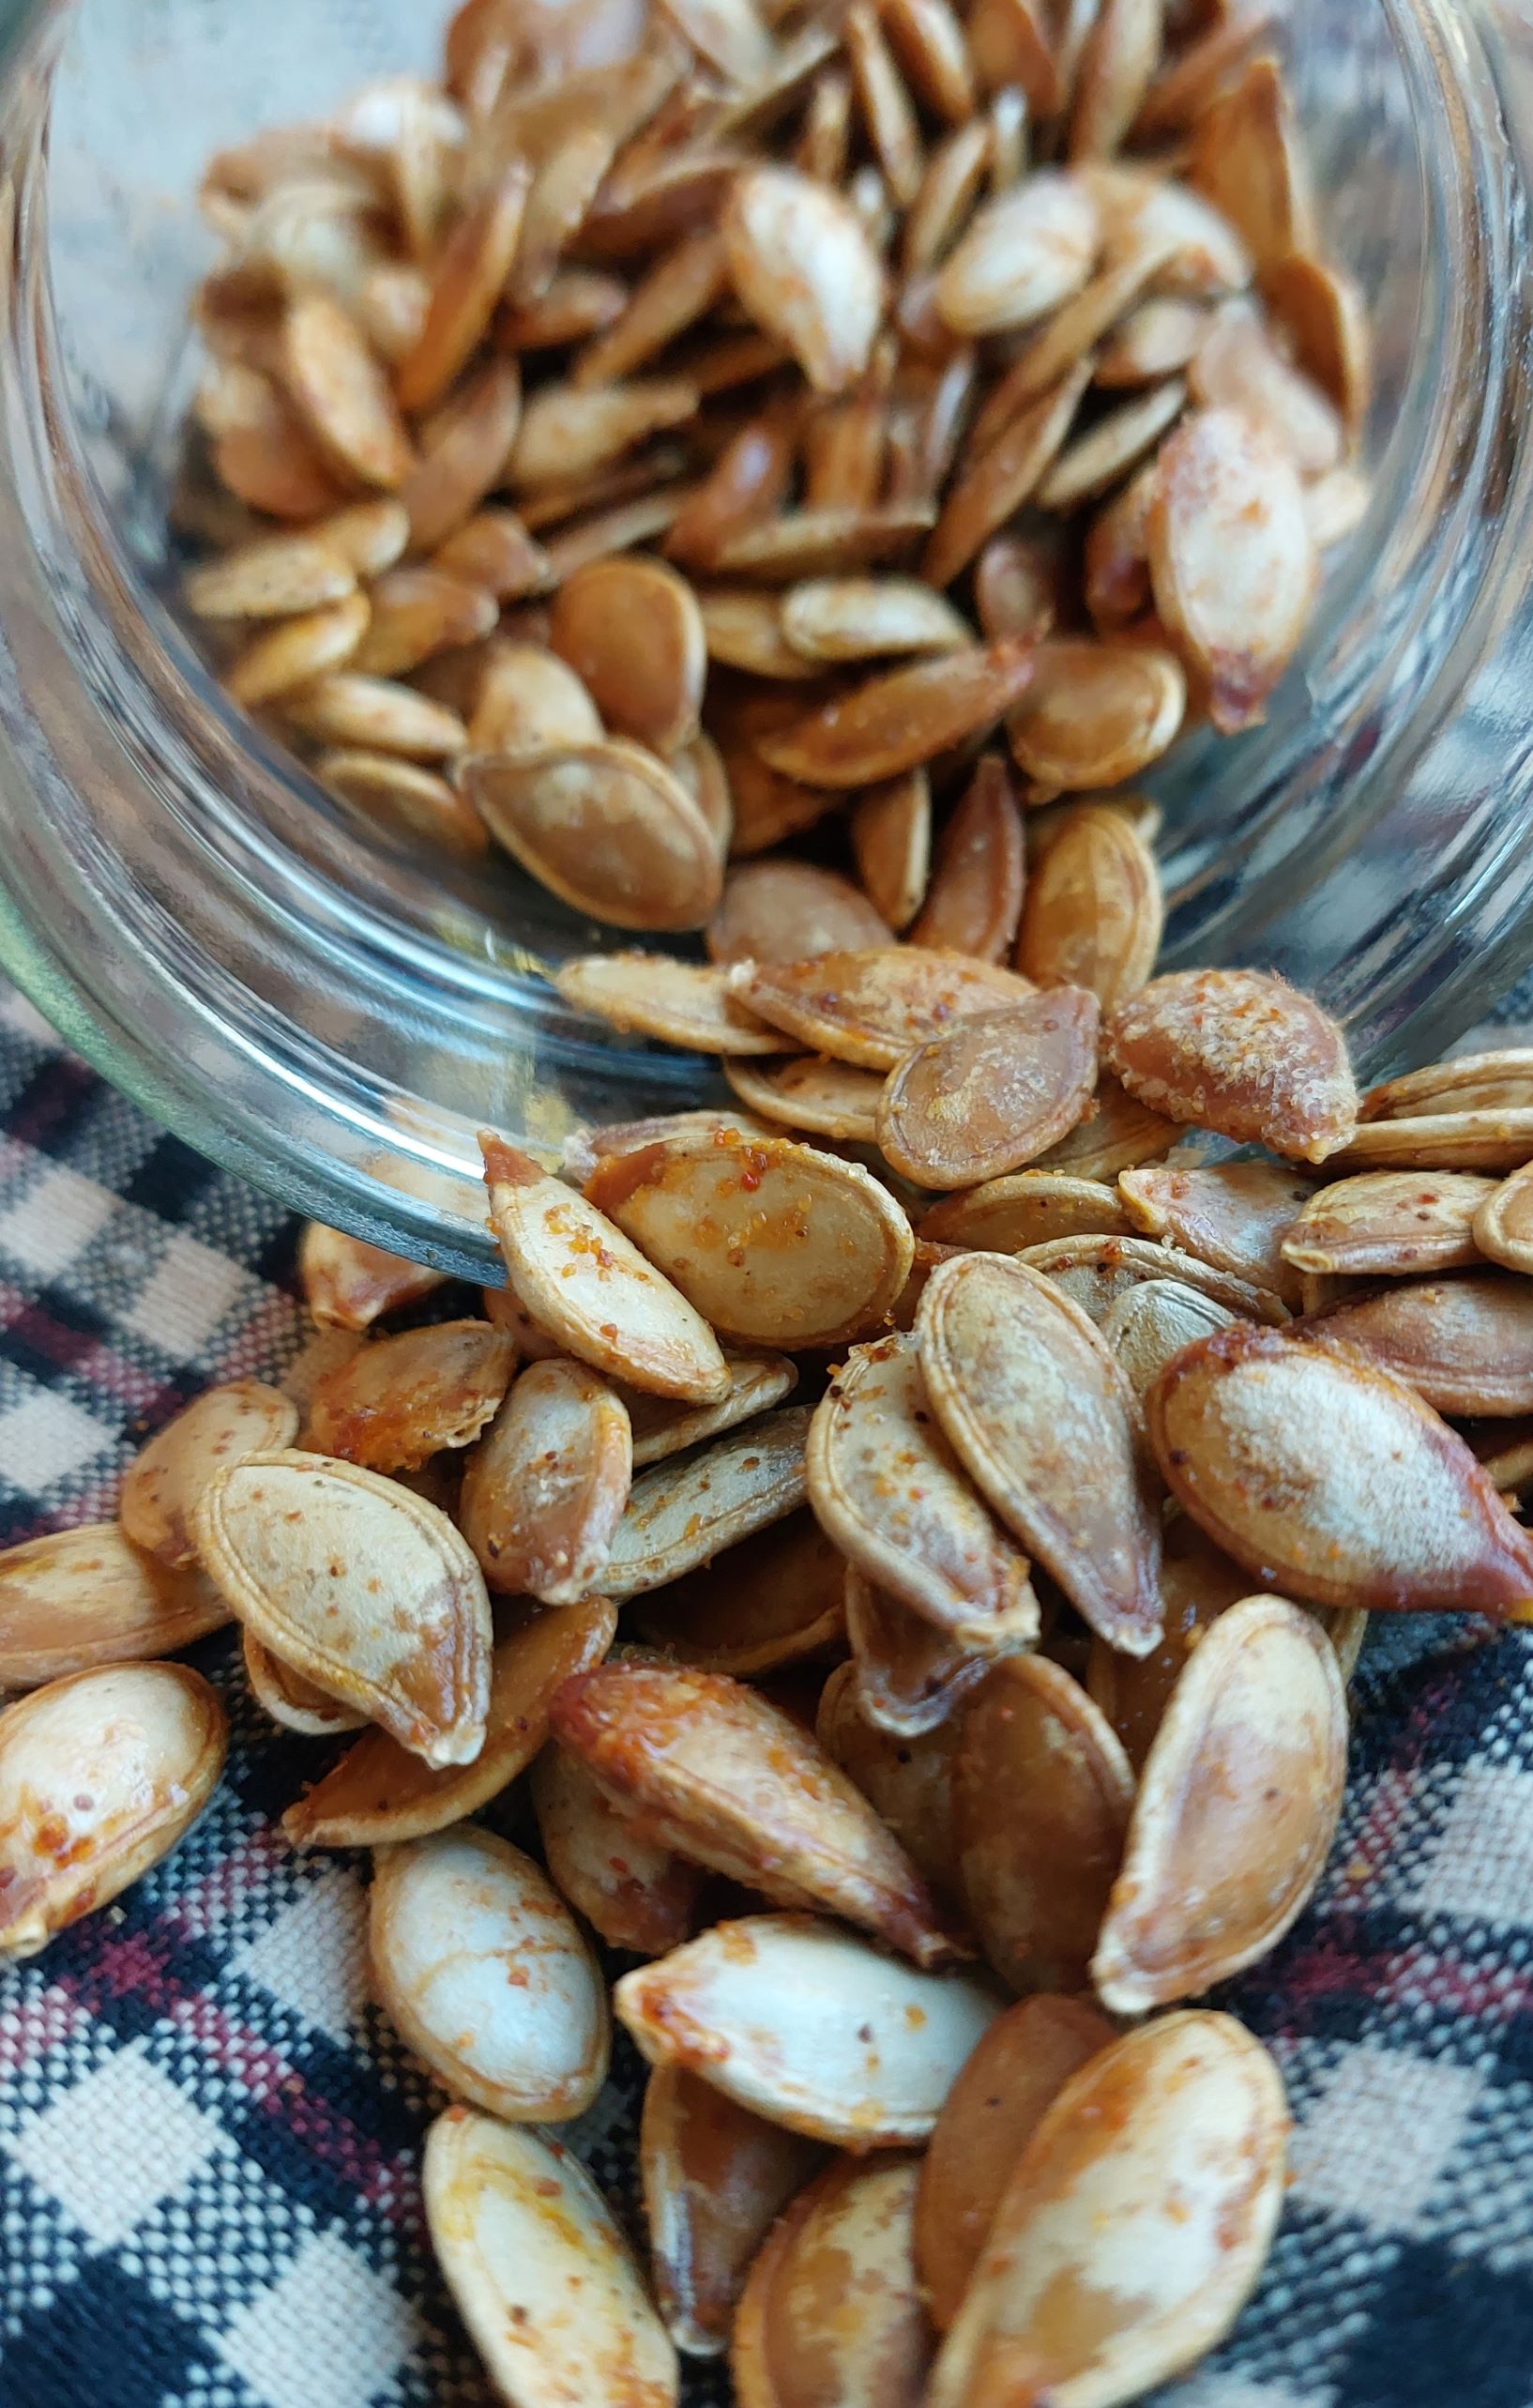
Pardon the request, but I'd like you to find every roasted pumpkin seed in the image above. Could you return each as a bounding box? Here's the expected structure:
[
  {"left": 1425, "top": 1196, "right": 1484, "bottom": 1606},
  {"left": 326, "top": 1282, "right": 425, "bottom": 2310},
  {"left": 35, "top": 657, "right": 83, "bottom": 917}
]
[
  {"left": 0, "top": 1524, "right": 230, "bottom": 1691},
  {"left": 1104, "top": 965, "right": 1358, "bottom": 1161},
  {"left": 458, "top": 1359, "right": 631, "bottom": 1602},
  {"left": 531, "top": 1740, "right": 704, "bottom": 1957},
  {"left": 598, "top": 1408, "right": 813, "bottom": 1598},
  {"left": 306, "top": 1319, "right": 517, "bottom": 1470},
  {"left": 878, "top": 990, "right": 1100, "bottom": 1190}
]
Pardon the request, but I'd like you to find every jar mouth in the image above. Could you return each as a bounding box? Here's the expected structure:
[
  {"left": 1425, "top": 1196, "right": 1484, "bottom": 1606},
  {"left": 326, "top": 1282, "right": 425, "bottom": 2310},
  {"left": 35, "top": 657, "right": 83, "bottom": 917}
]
[{"left": 0, "top": 0, "right": 1530, "bottom": 1277}]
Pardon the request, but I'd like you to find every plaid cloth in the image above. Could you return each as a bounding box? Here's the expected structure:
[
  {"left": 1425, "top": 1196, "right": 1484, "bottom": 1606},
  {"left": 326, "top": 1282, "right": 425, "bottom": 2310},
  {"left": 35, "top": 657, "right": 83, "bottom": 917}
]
[{"left": 2, "top": 974, "right": 1533, "bottom": 2408}]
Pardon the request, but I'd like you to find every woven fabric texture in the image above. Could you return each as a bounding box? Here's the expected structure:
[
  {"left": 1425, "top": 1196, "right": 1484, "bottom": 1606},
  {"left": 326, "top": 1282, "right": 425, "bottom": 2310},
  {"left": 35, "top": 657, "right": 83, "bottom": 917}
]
[{"left": 1, "top": 974, "right": 1533, "bottom": 2408}]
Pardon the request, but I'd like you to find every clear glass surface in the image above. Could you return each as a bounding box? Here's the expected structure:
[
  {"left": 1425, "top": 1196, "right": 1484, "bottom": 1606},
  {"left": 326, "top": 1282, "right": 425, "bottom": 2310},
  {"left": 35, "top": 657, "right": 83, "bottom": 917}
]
[{"left": 0, "top": 0, "right": 1530, "bottom": 1275}]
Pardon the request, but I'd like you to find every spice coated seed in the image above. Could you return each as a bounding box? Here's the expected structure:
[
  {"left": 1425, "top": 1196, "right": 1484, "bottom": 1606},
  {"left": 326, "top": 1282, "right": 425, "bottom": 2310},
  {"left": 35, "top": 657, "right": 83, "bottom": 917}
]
[{"left": 20, "top": 3, "right": 1519, "bottom": 2403}]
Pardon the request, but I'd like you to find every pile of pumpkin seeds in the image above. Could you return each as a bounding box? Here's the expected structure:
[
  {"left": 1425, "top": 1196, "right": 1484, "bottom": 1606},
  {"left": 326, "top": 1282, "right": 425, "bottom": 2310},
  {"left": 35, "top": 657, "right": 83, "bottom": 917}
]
[
  {"left": 175, "top": 0, "right": 1370, "bottom": 922},
  {"left": 9, "top": 920, "right": 1533, "bottom": 2401}
]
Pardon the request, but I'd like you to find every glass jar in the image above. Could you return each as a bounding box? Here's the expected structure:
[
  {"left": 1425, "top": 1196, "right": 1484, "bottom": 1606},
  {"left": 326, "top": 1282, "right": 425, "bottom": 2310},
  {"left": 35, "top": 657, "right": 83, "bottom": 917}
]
[{"left": 0, "top": 0, "right": 1530, "bottom": 1279}]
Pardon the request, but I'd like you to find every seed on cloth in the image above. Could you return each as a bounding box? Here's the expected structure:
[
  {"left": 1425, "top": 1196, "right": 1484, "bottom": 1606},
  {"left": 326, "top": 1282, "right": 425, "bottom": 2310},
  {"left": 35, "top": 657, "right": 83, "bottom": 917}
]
[
  {"left": 120, "top": 1379, "right": 300, "bottom": 1566},
  {"left": 732, "top": 2154, "right": 932, "bottom": 2403},
  {"left": 0, "top": 1518, "right": 228, "bottom": 1693}
]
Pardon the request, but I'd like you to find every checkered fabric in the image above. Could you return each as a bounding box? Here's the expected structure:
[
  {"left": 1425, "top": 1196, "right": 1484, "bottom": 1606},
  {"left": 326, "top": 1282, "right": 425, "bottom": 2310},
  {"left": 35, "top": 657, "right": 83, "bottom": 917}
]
[{"left": 3, "top": 976, "right": 1533, "bottom": 2408}]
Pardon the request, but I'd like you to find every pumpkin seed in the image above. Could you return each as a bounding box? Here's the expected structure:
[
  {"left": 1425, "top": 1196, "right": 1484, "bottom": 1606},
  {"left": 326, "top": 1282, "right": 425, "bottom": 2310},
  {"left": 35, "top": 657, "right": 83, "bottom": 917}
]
[
  {"left": 1261, "top": 250, "right": 1373, "bottom": 433},
  {"left": 1303, "top": 461, "right": 1373, "bottom": 550},
  {"left": 244, "top": 1629, "right": 366, "bottom": 1735},
  {"left": 510, "top": 377, "right": 700, "bottom": 492},
  {"left": 1476, "top": 1161, "right": 1533, "bottom": 1273},
  {"left": 644, "top": 2065, "right": 825, "bottom": 2361},
  {"left": 615, "top": 1913, "right": 1001, "bottom": 2145},
  {"left": 952, "top": 1652, "right": 1134, "bottom": 1993},
  {"left": 598, "top": 1408, "right": 814, "bottom": 1597},
  {"left": 531, "top": 1740, "right": 704, "bottom": 1956},
  {"left": 843, "top": 1563, "right": 992, "bottom": 1740},
  {"left": 1361, "top": 1048, "right": 1533, "bottom": 1120},
  {"left": 1070, "top": 0, "right": 1165, "bottom": 158},
  {"left": 574, "top": 230, "right": 731, "bottom": 389},
  {"left": 481, "top": 1134, "right": 731, "bottom": 1401},
  {"left": 510, "top": 119, "right": 620, "bottom": 306},
  {"left": 1086, "top": 1510, "right": 1250, "bottom": 1769},
  {"left": 1118, "top": 1158, "right": 1315, "bottom": 1305},
  {"left": 852, "top": 770, "right": 933, "bottom": 929},
  {"left": 1017, "top": 1229, "right": 1288, "bottom": 1326},
  {"left": 1322, "top": 1108, "right": 1533, "bottom": 1176},
  {"left": 1145, "top": 1323, "right": 1533, "bottom": 1615},
  {"left": 400, "top": 358, "right": 526, "bottom": 550},
  {"left": 1189, "top": 298, "right": 1343, "bottom": 479},
  {"left": 465, "top": 639, "right": 602, "bottom": 754},
  {"left": 816, "top": 1657, "right": 961, "bottom": 1917},
  {"left": 1281, "top": 1170, "right": 1497, "bottom": 1281},
  {"left": 926, "top": 2012, "right": 1287, "bottom": 2408},
  {"left": 934, "top": 172, "right": 1100, "bottom": 337},
  {"left": 1189, "top": 53, "right": 1313, "bottom": 267},
  {"left": 664, "top": 406, "right": 797, "bottom": 571},
  {"left": 915, "top": 1994, "right": 1116, "bottom": 2331},
  {"left": 554, "top": 953, "right": 794, "bottom": 1055},
  {"left": 1147, "top": 405, "right": 1317, "bottom": 733},
  {"left": 1037, "top": 376, "right": 1188, "bottom": 511},
  {"left": 708, "top": 503, "right": 937, "bottom": 583},
  {"left": 1100, "top": 1275, "right": 1238, "bottom": 1399},
  {"left": 0, "top": 1663, "right": 227, "bottom": 1957},
  {"left": 282, "top": 1596, "right": 617, "bottom": 1847},
  {"left": 316, "top": 495, "right": 412, "bottom": 576},
  {"left": 1008, "top": 640, "right": 1186, "bottom": 799},
  {"left": 458, "top": 1359, "right": 631, "bottom": 1603},
  {"left": 737, "top": 947, "right": 1036, "bottom": 1070},
  {"left": 1299, "top": 1273, "right": 1533, "bottom": 1418},
  {"left": 185, "top": 529, "right": 356, "bottom": 618},
  {"left": 918, "top": 1252, "right": 1163, "bottom": 1653},
  {"left": 0, "top": 1524, "right": 230, "bottom": 1689},
  {"left": 1104, "top": 965, "right": 1358, "bottom": 1161},
  {"left": 319, "top": 750, "right": 489, "bottom": 858},
  {"left": 352, "top": 567, "right": 496, "bottom": 678},
  {"left": 757, "top": 643, "right": 1036, "bottom": 790},
  {"left": 1094, "top": 1593, "right": 1347, "bottom": 2011},
  {"left": 306, "top": 1319, "right": 517, "bottom": 1470},
  {"left": 974, "top": 532, "right": 1064, "bottom": 644},
  {"left": 880, "top": 990, "right": 1100, "bottom": 1190},
  {"left": 120, "top": 1380, "right": 300, "bottom": 1567},
  {"left": 921, "top": 1170, "right": 1130, "bottom": 1251},
  {"left": 782, "top": 576, "right": 972, "bottom": 662},
  {"left": 725, "top": 1054, "right": 886, "bottom": 1145},
  {"left": 1032, "top": 1073, "right": 1180, "bottom": 1181},
  {"left": 430, "top": 507, "right": 551, "bottom": 599},
  {"left": 549, "top": 556, "right": 706, "bottom": 754},
  {"left": 424, "top": 2110, "right": 679, "bottom": 2408},
  {"left": 630, "top": 1505, "right": 842, "bottom": 1673},
  {"left": 396, "top": 161, "right": 532, "bottom": 410},
  {"left": 922, "top": 361, "right": 1092, "bottom": 588},
  {"left": 806, "top": 1332, "right": 1040, "bottom": 1653},
  {"left": 908, "top": 754, "right": 1026, "bottom": 963},
  {"left": 903, "top": 120, "right": 993, "bottom": 273},
  {"left": 552, "top": 1656, "right": 955, "bottom": 1963},
  {"left": 585, "top": 1128, "right": 915, "bottom": 1349},
  {"left": 371, "top": 1824, "right": 609, "bottom": 2119},
  {"left": 281, "top": 672, "right": 468, "bottom": 756},
  {"left": 297, "top": 1223, "right": 448, "bottom": 1329},
  {"left": 281, "top": 292, "right": 414, "bottom": 489},
  {"left": 721, "top": 165, "right": 884, "bottom": 394},
  {"left": 224, "top": 591, "right": 372, "bottom": 707},
  {"left": 1097, "top": 293, "right": 1208, "bottom": 384},
  {"left": 620, "top": 1350, "right": 799, "bottom": 1469},
  {"left": 846, "top": 0, "right": 926, "bottom": 206},
  {"left": 732, "top": 2154, "right": 932, "bottom": 2404},
  {"left": 700, "top": 587, "right": 822, "bottom": 681},
  {"left": 562, "top": 1107, "right": 778, "bottom": 1186},
  {"left": 464, "top": 740, "right": 723, "bottom": 931}
]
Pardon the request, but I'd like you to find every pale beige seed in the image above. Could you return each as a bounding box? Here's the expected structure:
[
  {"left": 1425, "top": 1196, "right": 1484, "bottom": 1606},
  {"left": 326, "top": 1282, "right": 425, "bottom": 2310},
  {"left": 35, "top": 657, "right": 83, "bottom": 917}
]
[
  {"left": 195, "top": 1449, "right": 492, "bottom": 1766},
  {"left": 1189, "top": 53, "right": 1314, "bottom": 267},
  {"left": 586, "top": 1129, "right": 915, "bottom": 1349},
  {"left": 908, "top": 754, "right": 1025, "bottom": 964},
  {"left": 309, "top": 495, "right": 411, "bottom": 576},
  {"left": 481, "top": 1135, "right": 729, "bottom": 1404},
  {"left": 1261, "top": 250, "right": 1373, "bottom": 433},
  {"left": 0, "top": 1664, "right": 227, "bottom": 1957},
  {"left": 1476, "top": 1160, "right": 1533, "bottom": 1273},
  {"left": 551, "top": 1656, "right": 953, "bottom": 1964},
  {"left": 549, "top": 556, "right": 706, "bottom": 754},
  {"left": 509, "top": 378, "right": 700, "bottom": 492},
  {"left": 879, "top": 991, "right": 1101, "bottom": 1191},
  {"left": 1094, "top": 1595, "right": 1347, "bottom": 2011},
  {"left": 757, "top": 641, "right": 1037, "bottom": 789},
  {"left": 852, "top": 770, "right": 932, "bottom": 930},
  {"left": 0, "top": 1525, "right": 230, "bottom": 1689},
  {"left": 1119, "top": 1158, "right": 1316, "bottom": 1307},
  {"left": 725, "top": 1054, "right": 885, "bottom": 1145},
  {"left": 1008, "top": 640, "right": 1186, "bottom": 799},
  {"left": 224, "top": 592, "right": 371, "bottom": 708},
  {"left": 1036, "top": 376, "right": 1188, "bottom": 511},
  {"left": 843, "top": 1565, "right": 991, "bottom": 1743},
  {"left": 922, "top": 359, "right": 1092, "bottom": 589},
  {"left": 672, "top": 733, "right": 733, "bottom": 855},
  {"left": 903, "top": 121, "right": 993, "bottom": 274},
  {"left": 806, "top": 1332, "right": 1039, "bottom": 1653},
  {"left": 121, "top": 1380, "right": 299, "bottom": 1567},
  {"left": 554, "top": 953, "right": 793, "bottom": 1056},
  {"left": 926, "top": 2014, "right": 1287, "bottom": 2408},
  {"left": 244, "top": 1630, "right": 364, "bottom": 1736},
  {"left": 974, "top": 531, "right": 1064, "bottom": 644},
  {"left": 737, "top": 947, "right": 1037, "bottom": 1071},
  {"left": 371, "top": 1827, "right": 609, "bottom": 2122},
  {"left": 977, "top": 240, "right": 1178, "bottom": 433},
  {"left": 574, "top": 231, "right": 730, "bottom": 389},
  {"left": 396, "top": 162, "right": 532, "bottom": 412},
  {"left": 297, "top": 1222, "right": 446, "bottom": 1329},
  {"left": 431, "top": 509, "right": 551, "bottom": 601},
  {"left": 1070, "top": 0, "right": 1166, "bottom": 158},
  {"left": 952, "top": 1653, "right": 1134, "bottom": 1994},
  {"left": 698, "top": 587, "right": 819, "bottom": 682},
  {"left": 1097, "top": 293, "right": 1209, "bottom": 385},
  {"left": 733, "top": 2156, "right": 932, "bottom": 2406},
  {"left": 919, "top": 1251, "right": 1162, "bottom": 1653},
  {"left": 1016, "top": 799, "right": 1162, "bottom": 1006},
  {"left": 1029, "top": 787, "right": 1162, "bottom": 861},
  {"left": 631, "top": 1506, "right": 840, "bottom": 1677},
  {"left": 1017, "top": 1231, "right": 1288, "bottom": 1327},
  {"left": 657, "top": 0, "right": 774, "bottom": 80},
  {"left": 561, "top": 1108, "right": 780, "bottom": 1187},
  {"left": 466, "top": 640, "right": 602, "bottom": 755},
  {"left": 318, "top": 750, "right": 489, "bottom": 861},
  {"left": 305, "top": 1319, "right": 516, "bottom": 1470},
  {"left": 458, "top": 1359, "right": 631, "bottom": 1604},
  {"left": 916, "top": 1994, "right": 1117, "bottom": 2335},
  {"left": 1084, "top": 460, "right": 1157, "bottom": 627},
  {"left": 934, "top": 172, "right": 1100, "bottom": 337},
  {"left": 782, "top": 576, "right": 972, "bottom": 662},
  {"left": 282, "top": 1598, "right": 616, "bottom": 1848},
  {"left": 883, "top": 0, "right": 974, "bottom": 119},
  {"left": 281, "top": 672, "right": 467, "bottom": 757},
  {"left": 616, "top": 1353, "right": 799, "bottom": 1475},
  {"left": 184, "top": 531, "right": 356, "bottom": 619},
  {"left": 721, "top": 165, "right": 884, "bottom": 395},
  {"left": 922, "top": 1170, "right": 1130, "bottom": 1251},
  {"left": 599, "top": 1409, "right": 814, "bottom": 1599},
  {"left": 1100, "top": 1276, "right": 1239, "bottom": 1402},
  {"left": 1324, "top": 1109, "right": 1533, "bottom": 1176},
  {"left": 532, "top": 1741, "right": 703, "bottom": 1957},
  {"left": 1146, "top": 1323, "right": 1533, "bottom": 1615},
  {"left": 1190, "top": 297, "right": 1344, "bottom": 479},
  {"left": 211, "top": 385, "right": 346, "bottom": 520},
  {"left": 351, "top": 568, "right": 496, "bottom": 678},
  {"left": 464, "top": 740, "right": 723, "bottom": 932},
  {"left": 510, "top": 120, "right": 620, "bottom": 306},
  {"left": 795, "top": 61, "right": 854, "bottom": 181},
  {"left": 1363, "top": 1049, "right": 1533, "bottom": 1120},
  {"left": 615, "top": 1913, "right": 1001, "bottom": 2146},
  {"left": 1283, "top": 1170, "right": 1495, "bottom": 1276},
  {"left": 1299, "top": 1274, "right": 1533, "bottom": 1418},
  {"left": 400, "top": 358, "right": 525, "bottom": 552},
  {"left": 281, "top": 292, "right": 414, "bottom": 489},
  {"left": 707, "top": 860, "right": 890, "bottom": 965},
  {"left": 1104, "top": 965, "right": 1358, "bottom": 1163},
  {"left": 644, "top": 2066, "right": 824, "bottom": 2361},
  {"left": 424, "top": 2112, "right": 678, "bottom": 2408},
  {"left": 1304, "top": 464, "right": 1374, "bottom": 550}
]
